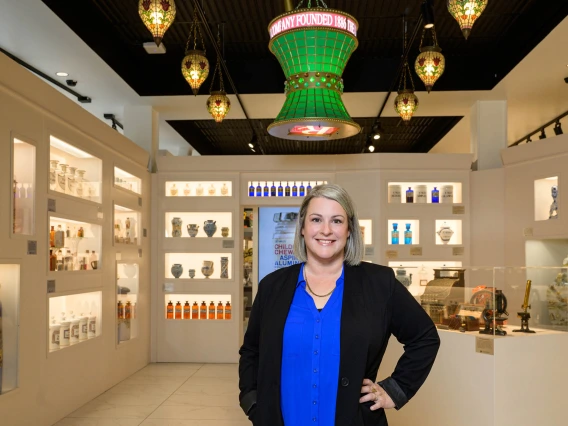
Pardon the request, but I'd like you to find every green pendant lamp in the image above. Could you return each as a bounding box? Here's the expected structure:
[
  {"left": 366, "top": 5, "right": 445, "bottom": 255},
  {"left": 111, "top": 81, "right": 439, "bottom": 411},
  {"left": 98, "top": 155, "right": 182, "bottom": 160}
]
[{"left": 267, "top": 0, "right": 361, "bottom": 140}]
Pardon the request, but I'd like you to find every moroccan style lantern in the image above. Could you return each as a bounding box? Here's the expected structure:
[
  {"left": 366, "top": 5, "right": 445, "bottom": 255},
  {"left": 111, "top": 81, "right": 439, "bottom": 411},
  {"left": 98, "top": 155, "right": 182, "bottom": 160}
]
[
  {"left": 394, "top": 62, "right": 419, "bottom": 123},
  {"left": 138, "top": 0, "right": 176, "bottom": 47},
  {"left": 181, "top": 9, "right": 209, "bottom": 96},
  {"left": 206, "top": 30, "right": 230, "bottom": 123},
  {"left": 267, "top": 1, "right": 361, "bottom": 140},
  {"left": 447, "top": 0, "right": 488, "bottom": 40},
  {"left": 415, "top": 28, "right": 445, "bottom": 93}
]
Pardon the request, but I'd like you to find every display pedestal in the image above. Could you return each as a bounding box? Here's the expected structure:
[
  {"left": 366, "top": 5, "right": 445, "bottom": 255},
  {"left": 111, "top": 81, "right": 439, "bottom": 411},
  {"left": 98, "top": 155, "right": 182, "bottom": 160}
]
[{"left": 378, "top": 328, "right": 568, "bottom": 426}]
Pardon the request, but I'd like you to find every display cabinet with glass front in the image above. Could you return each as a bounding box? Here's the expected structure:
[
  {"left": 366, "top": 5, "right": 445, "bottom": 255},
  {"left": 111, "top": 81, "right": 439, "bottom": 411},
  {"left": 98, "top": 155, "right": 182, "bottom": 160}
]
[
  {"left": 243, "top": 208, "right": 254, "bottom": 322},
  {"left": 114, "top": 167, "right": 142, "bottom": 195},
  {"left": 12, "top": 137, "right": 36, "bottom": 236},
  {"left": 0, "top": 264, "right": 20, "bottom": 395},
  {"left": 387, "top": 220, "right": 419, "bottom": 245},
  {"left": 117, "top": 263, "right": 139, "bottom": 344},
  {"left": 48, "top": 291, "right": 102, "bottom": 353},
  {"left": 164, "top": 294, "right": 232, "bottom": 320},
  {"left": 387, "top": 261, "right": 463, "bottom": 297},
  {"left": 114, "top": 205, "right": 141, "bottom": 246},
  {"left": 165, "top": 253, "right": 232, "bottom": 280},
  {"left": 49, "top": 135, "right": 102, "bottom": 203},
  {"left": 534, "top": 176, "right": 558, "bottom": 221},
  {"left": 165, "top": 181, "right": 232, "bottom": 197},
  {"left": 48, "top": 217, "right": 102, "bottom": 272},
  {"left": 388, "top": 182, "right": 463, "bottom": 204},
  {"left": 165, "top": 212, "right": 232, "bottom": 239},
  {"left": 246, "top": 180, "right": 328, "bottom": 198}
]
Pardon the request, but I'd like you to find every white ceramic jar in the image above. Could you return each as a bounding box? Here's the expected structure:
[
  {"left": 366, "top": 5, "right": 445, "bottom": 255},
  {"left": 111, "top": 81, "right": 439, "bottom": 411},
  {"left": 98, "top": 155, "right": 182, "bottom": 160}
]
[
  {"left": 415, "top": 185, "right": 428, "bottom": 203},
  {"left": 59, "top": 321, "right": 71, "bottom": 347},
  {"left": 441, "top": 185, "right": 454, "bottom": 203},
  {"left": 389, "top": 185, "right": 402, "bottom": 203}
]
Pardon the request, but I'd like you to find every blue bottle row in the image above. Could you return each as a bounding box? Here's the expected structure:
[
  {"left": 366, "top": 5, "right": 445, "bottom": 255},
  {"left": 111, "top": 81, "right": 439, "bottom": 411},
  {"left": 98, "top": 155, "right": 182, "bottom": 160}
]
[
  {"left": 391, "top": 223, "right": 413, "bottom": 245},
  {"left": 247, "top": 181, "right": 326, "bottom": 197}
]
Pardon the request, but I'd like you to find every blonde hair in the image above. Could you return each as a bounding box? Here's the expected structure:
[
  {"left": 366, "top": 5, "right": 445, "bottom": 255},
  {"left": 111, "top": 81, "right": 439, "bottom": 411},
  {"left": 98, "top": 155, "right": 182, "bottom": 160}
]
[{"left": 293, "top": 183, "right": 364, "bottom": 266}]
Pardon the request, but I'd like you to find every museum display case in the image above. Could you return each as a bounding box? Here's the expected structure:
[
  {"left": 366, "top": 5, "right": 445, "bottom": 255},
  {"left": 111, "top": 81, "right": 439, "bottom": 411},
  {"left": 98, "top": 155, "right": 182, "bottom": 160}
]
[
  {"left": 114, "top": 166, "right": 142, "bottom": 195},
  {"left": 165, "top": 181, "right": 232, "bottom": 197},
  {"left": 114, "top": 205, "right": 141, "bottom": 246},
  {"left": 116, "top": 263, "right": 139, "bottom": 344},
  {"left": 387, "top": 182, "right": 463, "bottom": 204},
  {"left": 47, "top": 291, "right": 102, "bottom": 353},
  {"left": 48, "top": 216, "right": 102, "bottom": 272},
  {"left": 49, "top": 135, "right": 102, "bottom": 203},
  {"left": 0, "top": 263, "right": 20, "bottom": 395},
  {"left": 12, "top": 137, "right": 36, "bottom": 237},
  {"left": 387, "top": 219, "right": 419, "bottom": 245},
  {"left": 165, "top": 253, "right": 233, "bottom": 280},
  {"left": 163, "top": 295, "right": 232, "bottom": 320},
  {"left": 246, "top": 180, "right": 328, "bottom": 197},
  {"left": 534, "top": 176, "right": 558, "bottom": 221},
  {"left": 165, "top": 212, "right": 233, "bottom": 238}
]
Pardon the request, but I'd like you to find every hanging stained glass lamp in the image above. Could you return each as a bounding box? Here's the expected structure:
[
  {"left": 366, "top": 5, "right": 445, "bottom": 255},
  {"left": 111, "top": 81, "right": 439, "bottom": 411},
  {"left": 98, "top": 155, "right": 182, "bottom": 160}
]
[
  {"left": 447, "top": 0, "right": 488, "bottom": 40},
  {"left": 267, "top": 2, "right": 361, "bottom": 140},
  {"left": 181, "top": 9, "right": 209, "bottom": 95},
  {"left": 415, "top": 28, "right": 445, "bottom": 93},
  {"left": 394, "top": 90, "right": 419, "bottom": 122},
  {"left": 138, "top": 0, "right": 177, "bottom": 47},
  {"left": 206, "top": 28, "right": 230, "bottom": 123}
]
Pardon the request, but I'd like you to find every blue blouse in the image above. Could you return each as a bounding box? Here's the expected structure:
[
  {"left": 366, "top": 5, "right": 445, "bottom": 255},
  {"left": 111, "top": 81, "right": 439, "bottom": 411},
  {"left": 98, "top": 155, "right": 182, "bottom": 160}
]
[{"left": 281, "top": 263, "right": 345, "bottom": 425}]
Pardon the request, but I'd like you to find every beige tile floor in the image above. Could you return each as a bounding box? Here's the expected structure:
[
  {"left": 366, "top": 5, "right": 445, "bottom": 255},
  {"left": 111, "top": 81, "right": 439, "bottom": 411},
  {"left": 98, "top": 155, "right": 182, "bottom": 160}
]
[{"left": 53, "top": 363, "right": 250, "bottom": 426}]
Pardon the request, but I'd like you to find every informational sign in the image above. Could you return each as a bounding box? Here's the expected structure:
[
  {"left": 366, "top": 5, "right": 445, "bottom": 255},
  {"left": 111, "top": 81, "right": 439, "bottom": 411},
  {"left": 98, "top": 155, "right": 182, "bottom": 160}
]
[
  {"left": 289, "top": 126, "right": 340, "bottom": 137},
  {"left": 269, "top": 11, "right": 358, "bottom": 39},
  {"left": 258, "top": 207, "right": 301, "bottom": 283}
]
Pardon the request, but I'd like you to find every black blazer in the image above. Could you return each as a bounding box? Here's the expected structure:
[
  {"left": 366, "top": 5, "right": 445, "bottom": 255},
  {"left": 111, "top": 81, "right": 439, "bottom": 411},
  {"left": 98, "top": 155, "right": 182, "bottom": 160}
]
[{"left": 239, "top": 262, "right": 440, "bottom": 426}]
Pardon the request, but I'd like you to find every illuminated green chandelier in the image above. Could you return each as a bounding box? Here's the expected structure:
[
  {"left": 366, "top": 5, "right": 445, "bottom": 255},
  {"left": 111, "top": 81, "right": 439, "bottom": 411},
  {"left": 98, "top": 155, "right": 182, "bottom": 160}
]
[
  {"left": 447, "top": 0, "right": 488, "bottom": 40},
  {"left": 267, "top": 0, "right": 361, "bottom": 140},
  {"left": 138, "top": 0, "right": 176, "bottom": 47}
]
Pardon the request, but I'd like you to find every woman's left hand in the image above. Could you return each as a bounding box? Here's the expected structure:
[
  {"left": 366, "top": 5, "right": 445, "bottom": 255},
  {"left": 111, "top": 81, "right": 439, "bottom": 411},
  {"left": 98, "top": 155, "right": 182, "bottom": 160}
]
[{"left": 359, "top": 379, "right": 395, "bottom": 411}]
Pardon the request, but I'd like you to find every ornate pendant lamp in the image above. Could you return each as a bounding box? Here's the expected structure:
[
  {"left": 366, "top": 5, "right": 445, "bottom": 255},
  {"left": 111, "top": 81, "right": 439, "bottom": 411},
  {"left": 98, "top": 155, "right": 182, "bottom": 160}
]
[
  {"left": 447, "top": 0, "right": 488, "bottom": 40},
  {"left": 415, "top": 27, "right": 445, "bottom": 93},
  {"left": 138, "top": 0, "right": 177, "bottom": 47},
  {"left": 206, "top": 28, "right": 230, "bottom": 123},
  {"left": 267, "top": 0, "right": 361, "bottom": 140},
  {"left": 182, "top": 8, "right": 209, "bottom": 96},
  {"left": 395, "top": 63, "right": 419, "bottom": 122}
]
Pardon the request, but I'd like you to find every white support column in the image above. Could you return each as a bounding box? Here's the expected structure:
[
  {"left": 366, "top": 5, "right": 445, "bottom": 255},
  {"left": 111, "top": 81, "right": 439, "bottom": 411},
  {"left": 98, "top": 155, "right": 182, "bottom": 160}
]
[
  {"left": 123, "top": 106, "right": 160, "bottom": 171},
  {"left": 470, "top": 100, "right": 507, "bottom": 170}
]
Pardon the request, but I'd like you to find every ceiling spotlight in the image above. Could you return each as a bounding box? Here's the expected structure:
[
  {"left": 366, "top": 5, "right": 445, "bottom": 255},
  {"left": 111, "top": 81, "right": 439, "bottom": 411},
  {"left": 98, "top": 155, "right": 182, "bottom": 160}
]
[
  {"left": 539, "top": 129, "right": 546, "bottom": 140},
  {"left": 366, "top": 137, "right": 376, "bottom": 153},
  {"left": 56, "top": 72, "right": 68, "bottom": 77},
  {"left": 554, "top": 121, "right": 563, "bottom": 136},
  {"left": 421, "top": 0, "right": 435, "bottom": 29},
  {"left": 371, "top": 123, "right": 383, "bottom": 140},
  {"left": 248, "top": 134, "right": 258, "bottom": 152}
]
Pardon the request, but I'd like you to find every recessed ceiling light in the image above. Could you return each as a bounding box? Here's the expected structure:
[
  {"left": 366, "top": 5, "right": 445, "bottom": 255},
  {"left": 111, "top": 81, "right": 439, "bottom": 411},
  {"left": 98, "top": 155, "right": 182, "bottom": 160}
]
[{"left": 56, "top": 72, "right": 69, "bottom": 77}]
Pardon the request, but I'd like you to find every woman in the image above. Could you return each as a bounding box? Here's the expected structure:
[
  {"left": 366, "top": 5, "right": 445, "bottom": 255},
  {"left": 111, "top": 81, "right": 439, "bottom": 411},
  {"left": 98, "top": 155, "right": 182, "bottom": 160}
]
[{"left": 239, "top": 184, "right": 439, "bottom": 425}]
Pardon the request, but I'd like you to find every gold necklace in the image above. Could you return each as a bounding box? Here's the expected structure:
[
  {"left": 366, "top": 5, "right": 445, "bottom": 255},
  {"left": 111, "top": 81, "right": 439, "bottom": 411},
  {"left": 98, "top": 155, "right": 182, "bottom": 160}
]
[{"left": 303, "top": 267, "right": 335, "bottom": 298}]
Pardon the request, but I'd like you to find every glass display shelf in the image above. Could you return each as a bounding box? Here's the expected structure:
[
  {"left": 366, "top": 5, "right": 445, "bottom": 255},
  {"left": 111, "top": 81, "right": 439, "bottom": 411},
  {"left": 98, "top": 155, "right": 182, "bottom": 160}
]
[
  {"left": 0, "top": 264, "right": 20, "bottom": 395},
  {"left": 165, "top": 212, "right": 232, "bottom": 238},
  {"left": 387, "top": 220, "right": 420, "bottom": 245},
  {"left": 117, "top": 263, "right": 139, "bottom": 344},
  {"left": 49, "top": 217, "right": 102, "bottom": 272},
  {"left": 49, "top": 136, "right": 102, "bottom": 204},
  {"left": 165, "top": 253, "right": 232, "bottom": 280},
  {"left": 164, "top": 294, "right": 232, "bottom": 320},
  {"left": 114, "top": 167, "right": 142, "bottom": 195},
  {"left": 359, "top": 219, "right": 373, "bottom": 245},
  {"left": 12, "top": 138, "right": 36, "bottom": 236},
  {"left": 114, "top": 205, "right": 141, "bottom": 246},
  {"left": 48, "top": 291, "right": 102, "bottom": 353},
  {"left": 534, "top": 176, "right": 558, "bottom": 221},
  {"left": 246, "top": 180, "right": 328, "bottom": 198},
  {"left": 166, "top": 181, "right": 232, "bottom": 197},
  {"left": 435, "top": 220, "right": 462, "bottom": 245},
  {"left": 388, "top": 182, "right": 463, "bottom": 204}
]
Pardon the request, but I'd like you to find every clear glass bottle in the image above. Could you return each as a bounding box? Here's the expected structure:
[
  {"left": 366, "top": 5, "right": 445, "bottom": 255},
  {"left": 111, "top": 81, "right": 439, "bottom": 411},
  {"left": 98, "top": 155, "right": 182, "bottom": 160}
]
[
  {"left": 406, "top": 187, "right": 414, "bottom": 203},
  {"left": 391, "top": 223, "right": 399, "bottom": 245},
  {"left": 76, "top": 170, "right": 85, "bottom": 198},
  {"left": 184, "top": 183, "right": 191, "bottom": 196},
  {"left": 49, "top": 160, "right": 59, "bottom": 191},
  {"left": 404, "top": 224, "right": 412, "bottom": 245},
  {"left": 57, "top": 164, "right": 68, "bottom": 193},
  {"left": 67, "top": 166, "right": 77, "bottom": 196}
]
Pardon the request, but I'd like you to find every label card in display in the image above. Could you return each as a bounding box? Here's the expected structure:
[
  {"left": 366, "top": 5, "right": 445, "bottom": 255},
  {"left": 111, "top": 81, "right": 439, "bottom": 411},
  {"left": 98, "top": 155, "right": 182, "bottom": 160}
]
[
  {"left": 410, "top": 247, "right": 423, "bottom": 256},
  {"left": 452, "top": 206, "right": 465, "bottom": 215},
  {"left": 452, "top": 247, "right": 465, "bottom": 256},
  {"left": 223, "top": 240, "right": 235, "bottom": 249},
  {"left": 386, "top": 250, "right": 398, "bottom": 259},
  {"left": 27, "top": 240, "right": 37, "bottom": 255},
  {"left": 476, "top": 337, "right": 494, "bottom": 355},
  {"left": 48, "top": 199, "right": 56, "bottom": 212}
]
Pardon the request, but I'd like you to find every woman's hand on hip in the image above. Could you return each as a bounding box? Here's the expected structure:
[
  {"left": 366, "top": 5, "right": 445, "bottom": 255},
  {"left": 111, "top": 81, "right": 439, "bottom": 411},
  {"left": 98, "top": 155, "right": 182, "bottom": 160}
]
[{"left": 360, "top": 378, "right": 395, "bottom": 411}]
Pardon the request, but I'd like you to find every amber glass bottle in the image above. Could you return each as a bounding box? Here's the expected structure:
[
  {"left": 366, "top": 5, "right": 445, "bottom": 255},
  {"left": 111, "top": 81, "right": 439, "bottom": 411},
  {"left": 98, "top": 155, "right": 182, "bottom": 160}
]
[
  {"left": 183, "top": 301, "right": 191, "bottom": 319},
  {"left": 50, "top": 225, "right": 55, "bottom": 247},
  {"left": 117, "top": 301, "right": 124, "bottom": 319},
  {"left": 200, "top": 301, "right": 207, "bottom": 319},
  {"left": 175, "top": 301, "right": 182, "bottom": 319},
  {"left": 49, "top": 249, "right": 56, "bottom": 272},
  {"left": 225, "top": 301, "right": 232, "bottom": 320},
  {"left": 192, "top": 301, "right": 198, "bottom": 319},
  {"left": 217, "top": 301, "right": 224, "bottom": 320},
  {"left": 208, "top": 301, "right": 215, "bottom": 319},
  {"left": 125, "top": 301, "right": 132, "bottom": 319},
  {"left": 166, "top": 301, "right": 174, "bottom": 319}
]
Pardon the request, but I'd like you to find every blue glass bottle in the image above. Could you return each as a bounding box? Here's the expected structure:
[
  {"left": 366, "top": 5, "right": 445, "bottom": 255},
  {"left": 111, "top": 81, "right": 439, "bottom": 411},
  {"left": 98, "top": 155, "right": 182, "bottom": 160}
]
[
  {"left": 285, "top": 181, "right": 291, "bottom": 197},
  {"left": 278, "top": 182, "right": 284, "bottom": 197},
  {"left": 306, "top": 182, "right": 312, "bottom": 194},
  {"left": 391, "top": 223, "right": 399, "bottom": 245},
  {"left": 404, "top": 224, "right": 412, "bottom": 245},
  {"left": 248, "top": 182, "right": 255, "bottom": 197},
  {"left": 406, "top": 187, "right": 414, "bottom": 203},
  {"left": 432, "top": 187, "right": 440, "bottom": 203},
  {"left": 299, "top": 182, "right": 305, "bottom": 197},
  {"left": 256, "top": 182, "right": 262, "bottom": 197},
  {"left": 263, "top": 181, "right": 269, "bottom": 197},
  {"left": 270, "top": 181, "right": 276, "bottom": 197},
  {"left": 292, "top": 182, "right": 298, "bottom": 197}
]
